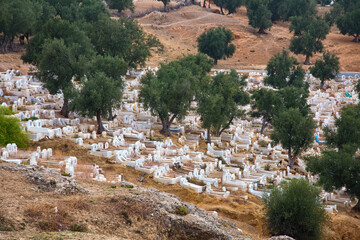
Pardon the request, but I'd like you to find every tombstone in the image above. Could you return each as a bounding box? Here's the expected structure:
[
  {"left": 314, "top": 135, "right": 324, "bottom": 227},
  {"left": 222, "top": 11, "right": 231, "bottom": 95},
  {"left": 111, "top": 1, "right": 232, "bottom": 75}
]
[
  {"left": 91, "top": 143, "right": 98, "bottom": 152},
  {"left": 91, "top": 131, "right": 97, "bottom": 139}
]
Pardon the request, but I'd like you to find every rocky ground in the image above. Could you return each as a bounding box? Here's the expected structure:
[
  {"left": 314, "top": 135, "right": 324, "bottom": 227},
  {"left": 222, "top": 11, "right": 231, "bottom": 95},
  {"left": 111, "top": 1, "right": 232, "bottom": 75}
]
[{"left": 0, "top": 160, "right": 295, "bottom": 240}]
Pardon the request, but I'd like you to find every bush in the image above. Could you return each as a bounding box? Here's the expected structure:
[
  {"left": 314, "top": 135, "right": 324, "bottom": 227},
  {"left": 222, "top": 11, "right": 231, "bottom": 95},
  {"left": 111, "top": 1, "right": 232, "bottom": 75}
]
[
  {"left": 0, "top": 114, "right": 29, "bottom": 148},
  {"left": 264, "top": 179, "right": 328, "bottom": 240},
  {"left": 264, "top": 164, "right": 271, "bottom": 171},
  {"left": 175, "top": 206, "right": 190, "bottom": 216},
  {"left": 0, "top": 106, "right": 13, "bottom": 115}
]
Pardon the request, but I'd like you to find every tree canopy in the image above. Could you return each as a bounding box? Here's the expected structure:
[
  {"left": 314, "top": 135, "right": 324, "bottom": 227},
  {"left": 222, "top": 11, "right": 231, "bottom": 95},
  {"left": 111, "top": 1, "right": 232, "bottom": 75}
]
[
  {"left": 198, "top": 70, "right": 250, "bottom": 142},
  {"left": 251, "top": 88, "right": 282, "bottom": 134},
  {"left": 214, "top": 0, "right": 243, "bottom": 15},
  {"left": 140, "top": 55, "right": 211, "bottom": 136},
  {"left": 246, "top": 0, "right": 272, "bottom": 34},
  {"left": 85, "top": 17, "right": 161, "bottom": 68},
  {"left": 71, "top": 72, "right": 123, "bottom": 134},
  {"left": 271, "top": 108, "right": 316, "bottom": 168},
  {"left": 0, "top": 0, "right": 37, "bottom": 53},
  {"left": 106, "top": 0, "right": 135, "bottom": 13},
  {"left": 197, "top": 27, "right": 236, "bottom": 64},
  {"left": 336, "top": 8, "right": 360, "bottom": 42},
  {"left": 289, "top": 16, "right": 330, "bottom": 65},
  {"left": 324, "top": 104, "right": 360, "bottom": 153},
  {"left": 306, "top": 147, "right": 360, "bottom": 211},
  {"left": 265, "top": 179, "right": 328, "bottom": 239},
  {"left": 310, "top": 51, "right": 340, "bottom": 89},
  {"left": 264, "top": 50, "right": 306, "bottom": 89}
]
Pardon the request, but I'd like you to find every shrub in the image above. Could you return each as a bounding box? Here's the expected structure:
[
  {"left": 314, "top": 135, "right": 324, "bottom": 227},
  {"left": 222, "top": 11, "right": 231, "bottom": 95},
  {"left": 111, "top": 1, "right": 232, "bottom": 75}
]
[
  {"left": 264, "top": 179, "right": 328, "bottom": 240},
  {"left": 264, "top": 164, "right": 271, "bottom": 171},
  {"left": 0, "top": 106, "right": 13, "bottom": 115},
  {"left": 0, "top": 115, "right": 29, "bottom": 148},
  {"left": 175, "top": 206, "right": 190, "bottom": 216}
]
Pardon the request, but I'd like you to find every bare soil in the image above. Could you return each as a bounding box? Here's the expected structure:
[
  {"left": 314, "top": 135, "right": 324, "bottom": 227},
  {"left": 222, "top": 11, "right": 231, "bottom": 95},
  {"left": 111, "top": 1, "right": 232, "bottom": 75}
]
[{"left": 139, "top": 5, "right": 360, "bottom": 72}]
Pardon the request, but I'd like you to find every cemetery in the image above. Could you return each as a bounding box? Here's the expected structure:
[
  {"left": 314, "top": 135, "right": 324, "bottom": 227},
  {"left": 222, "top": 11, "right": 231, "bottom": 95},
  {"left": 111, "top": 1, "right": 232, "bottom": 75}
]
[{"left": 1, "top": 67, "right": 359, "bottom": 215}]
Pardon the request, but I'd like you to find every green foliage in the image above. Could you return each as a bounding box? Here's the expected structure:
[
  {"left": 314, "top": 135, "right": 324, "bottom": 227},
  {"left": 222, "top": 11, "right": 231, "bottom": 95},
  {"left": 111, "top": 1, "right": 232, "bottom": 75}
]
[
  {"left": 175, "top": 206, "right": 190, "bottom": 216},
  {"left": 0, "top": 106, "right": 14, "bottom": 115},
  {"left": 324, "top": 104, "right": 360, "bottom": 152},
  {"left": 271, "top": 108, "right": 315, "bottom": 168},
  {"left": 106, "top": 0, "right": 135, "bottom": 13},
  {"left": 70, "top": 223, "right": 86, "bottom": 232},
  {"left": 214, "top": 0, "right": 244, "bottom": 15},
  {"left": 251, "top": 88, "right": 282, "bottom": 133},
  {"left": 140, "top": 57, "right": 201, "bottom": 135},
  {"left": 198, "top": 70, "right": 250, "bottom": 140},
  {"left": 268, "top": 0, "right": 284, "bottom": 21},
  {"left": 265, "top": 179, "right": 328, "bottom": 240},
  {"left": 336, "top": 8, "right": 360, "bottom": 42},
  {"left": 264, "top": 50, "right": 306, "bottom": 89},
  {"left": 197, "top": 27, "right": 236, "bottom": 64},
  {"left": 278, "top": 0, "right": 317, "bottom": 21},
  {"left": 0, "top": 115, "right": 29, "bottom": 148},
  {"left": 71, "top": 72, "right": 123, "bottom": 134},
  {"left": 310, "top": 51, "right": 340, "bottom": 89},
  {"left": 324, "top": 2, "right": 344, "bottom": 26},
  {"left": 289, "top": 16, "right": 330, "bottom": 64},
  {"left": 0, "top": 0, "right": 37, "bottom": 53},
  {"left": 306, "top": 147, "right": 360, "bottom": 209},
  {"left": 246, "top": 0, "right": 272, "bottom": 33},
  {"left": 86, "top": 17, "right": 161, "bottom": 68}
]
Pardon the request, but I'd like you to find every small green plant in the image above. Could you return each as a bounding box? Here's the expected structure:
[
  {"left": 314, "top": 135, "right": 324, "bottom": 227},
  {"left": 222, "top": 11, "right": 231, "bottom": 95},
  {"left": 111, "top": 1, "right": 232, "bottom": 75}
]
[
  {"left": 200, "top": 163, "right": 207, "bottom": 169},
  {"left": 175, "top": 206, "right": 190, "bottom": 216},
  {"left": 250, "top": 50, "right": 255, "bottom": 52},
  {"left": 70, "top": 224, "right": 85, "bottom": 232},
  {"left": 61, "top": 173, "right": 71, "bottom": 177},
  {"left": 23, "top": 116, "right": 39, "bottom": 121},
  {"left": 121, "top": 184, "right": 134, "bottom": 189},
  {"left": 186, "top": 177, "right": 206, "bottom": 186},
  {"left": 264, "top": 164, "right": 271, "bottom": 171},
  {"left": 259, "top": 140, "right": 267, "bottom": 148},
  {"left": 110, "top": 185, "right": 116, "bottom": 189}
]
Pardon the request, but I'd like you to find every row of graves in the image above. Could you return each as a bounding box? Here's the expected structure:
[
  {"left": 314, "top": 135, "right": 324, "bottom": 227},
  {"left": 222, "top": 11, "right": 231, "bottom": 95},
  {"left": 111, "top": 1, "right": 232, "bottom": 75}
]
[{"left": 1, "top": 68, "right": 359, "bottom": 214}]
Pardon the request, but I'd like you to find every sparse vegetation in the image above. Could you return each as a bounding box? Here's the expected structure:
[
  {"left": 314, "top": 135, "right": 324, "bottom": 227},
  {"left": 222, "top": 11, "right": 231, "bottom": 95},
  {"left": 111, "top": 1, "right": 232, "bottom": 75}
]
[{"left": 175, "top": 206, "right": 190, "bottom": 216}]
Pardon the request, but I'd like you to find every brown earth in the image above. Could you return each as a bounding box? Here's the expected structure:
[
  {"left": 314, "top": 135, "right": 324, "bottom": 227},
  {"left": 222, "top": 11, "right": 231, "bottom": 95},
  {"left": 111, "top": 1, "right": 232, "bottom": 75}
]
[
  {"left": 0, "top": 138, "right": 356, "bottom": 239},
  {"left": 139, "top": 5, "right": 360, "bottom": 72}
]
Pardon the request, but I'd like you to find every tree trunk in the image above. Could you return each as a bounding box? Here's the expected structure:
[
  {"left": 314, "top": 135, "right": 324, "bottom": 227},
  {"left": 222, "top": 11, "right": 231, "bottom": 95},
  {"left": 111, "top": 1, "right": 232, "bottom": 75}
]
[
  {"left": 160, "top": 121, "right": 171, "bottom": 136},
  {"left": 214, "top": 59, "right": 218, "bottom": 65},
  {"left": 96, "top": 111, "right": 105, "bottom": 134},
  {"left": 203, "top": 0, "right": 206, "bottom": 7},
  {"left": 217, "top": 116, "right": 234, "bottom": 137},
  {"left": 206, "top": 128, "right": 211, "bottom": 143},
  {"left": 288, "top": 150, "right": 296, "bottom": 169},
  {"left": 164, "top": 3, "right": 167, "bottom": 12},
  {"left": 220, "top": 6, "right": 224, "bottom": 15},
  {"left": 354, "top": 34, "right": 359, "bottom": 43},
  {"left": 260, "top": 119, "right": 267, "bottom": 134},
  {"left": 258, "top": 27, "right": 266, "bottom": 34},
  {"left": 208, "top": 0, "right": 210, "bottom": 8},
  {"left": 320, "top": 80, "right": 325, "bottom": 90},
  {"left": 304, "top": 55, "right": 311, "bottom": 65},
  {"left": 60, "top": 98, "right": 69, "bottom": 118}
]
